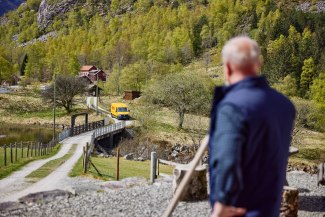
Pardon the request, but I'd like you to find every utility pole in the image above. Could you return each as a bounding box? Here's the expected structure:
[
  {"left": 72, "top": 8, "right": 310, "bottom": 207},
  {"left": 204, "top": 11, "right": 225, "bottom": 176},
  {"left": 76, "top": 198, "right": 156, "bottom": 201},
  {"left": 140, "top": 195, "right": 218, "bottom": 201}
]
[
  {"left": 53, "top": 73, "right": 56, "bottom": 142},
  {"left": 96, "top": 70, "right": 99, "bottom": 115}
]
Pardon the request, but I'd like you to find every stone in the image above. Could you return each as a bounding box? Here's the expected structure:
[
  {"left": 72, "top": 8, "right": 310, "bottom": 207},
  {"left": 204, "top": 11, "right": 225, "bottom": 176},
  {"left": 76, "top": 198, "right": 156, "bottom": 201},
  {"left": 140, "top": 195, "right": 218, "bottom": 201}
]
[
  {"left": 280, "top": 186, "right": 298, "bottom": 217},
  {"left": 0, "top": 201, "right": 26, "bottom": 211},
  {"left": 137, "top": 157, "right": 144, "bottom": 161},
  {"left": 18, "top": 190, "right": 72, "bottom": 205},
  {"left": 124, "top": 153, "right": 134, "bottom": 160},
  {"left": 172, "top": 164, "right": 208, "bottom": 202}
]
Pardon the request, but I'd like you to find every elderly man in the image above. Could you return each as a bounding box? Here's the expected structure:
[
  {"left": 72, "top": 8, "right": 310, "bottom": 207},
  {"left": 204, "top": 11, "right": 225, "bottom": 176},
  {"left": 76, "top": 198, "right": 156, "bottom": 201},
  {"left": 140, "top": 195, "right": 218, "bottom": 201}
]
[{"left": 208, "top": 36, "right": 295, "bottom": 217}]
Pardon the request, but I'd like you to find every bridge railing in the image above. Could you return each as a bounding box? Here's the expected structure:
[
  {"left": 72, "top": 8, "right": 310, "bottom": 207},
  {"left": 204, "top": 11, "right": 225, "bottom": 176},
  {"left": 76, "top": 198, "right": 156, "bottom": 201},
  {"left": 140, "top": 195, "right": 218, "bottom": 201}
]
[
  {"left": 70, "top": 120, "right": 105, "bottom": 136},
  {"left": 83, "top": 121, "right": 125, "bottom": 173}
]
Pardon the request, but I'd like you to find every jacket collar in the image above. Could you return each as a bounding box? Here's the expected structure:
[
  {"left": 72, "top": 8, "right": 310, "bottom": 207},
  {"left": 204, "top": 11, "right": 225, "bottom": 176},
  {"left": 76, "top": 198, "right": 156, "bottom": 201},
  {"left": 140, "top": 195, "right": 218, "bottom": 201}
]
[
  {"left": 211, "top": 76, "right": 269, "bottom": 109},
  {"left": 216, "top": 76, "right": 269, "bottom": 96}
]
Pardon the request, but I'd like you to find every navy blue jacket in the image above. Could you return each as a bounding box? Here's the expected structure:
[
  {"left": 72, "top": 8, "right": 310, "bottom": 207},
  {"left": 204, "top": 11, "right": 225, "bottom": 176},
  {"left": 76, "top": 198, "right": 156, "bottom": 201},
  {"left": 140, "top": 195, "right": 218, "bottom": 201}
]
[{"left": 208, "top": 76, "right": 295, "bottom": 217}]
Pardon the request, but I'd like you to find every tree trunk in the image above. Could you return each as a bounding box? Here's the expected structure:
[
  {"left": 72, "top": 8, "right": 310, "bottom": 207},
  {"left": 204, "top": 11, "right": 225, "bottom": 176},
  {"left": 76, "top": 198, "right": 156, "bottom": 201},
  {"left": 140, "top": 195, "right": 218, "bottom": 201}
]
[
  {"left": 173, "top": 164, "right": 208, "bottom": 201},
  {"left": 178, "top": 111, "right": 185, "bottom": 129}
]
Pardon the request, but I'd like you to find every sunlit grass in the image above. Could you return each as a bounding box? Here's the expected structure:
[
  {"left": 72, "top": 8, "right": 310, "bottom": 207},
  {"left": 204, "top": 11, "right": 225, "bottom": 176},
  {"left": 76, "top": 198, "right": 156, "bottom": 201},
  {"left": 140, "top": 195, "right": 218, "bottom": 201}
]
[
  {"left": 0, "top": 144, "right": 61, "bottom": 179},
  {"left": 70, "top": 156, "right": 174, "bottom": 181},
  {"left": 26, "top": 144, "right": 77, "bottom": 182}
]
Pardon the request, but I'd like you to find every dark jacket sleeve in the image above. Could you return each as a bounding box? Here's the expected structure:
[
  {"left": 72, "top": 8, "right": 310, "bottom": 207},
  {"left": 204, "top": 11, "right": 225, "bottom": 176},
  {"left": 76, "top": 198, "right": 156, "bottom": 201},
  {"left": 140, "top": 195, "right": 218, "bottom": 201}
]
[{"left": 209, "top": 103, "right": 247, "bottom": 206}]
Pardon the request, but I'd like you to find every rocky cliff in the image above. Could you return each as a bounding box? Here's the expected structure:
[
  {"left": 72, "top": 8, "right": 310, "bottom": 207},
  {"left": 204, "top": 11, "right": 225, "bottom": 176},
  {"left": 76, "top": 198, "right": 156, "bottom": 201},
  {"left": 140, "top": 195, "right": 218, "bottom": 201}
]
[
  {"left": 36, "top": 0, "right": 136, "bottom": 30},
  {"left": 37, "top": 0, "right": 78, "bottom": 29}
]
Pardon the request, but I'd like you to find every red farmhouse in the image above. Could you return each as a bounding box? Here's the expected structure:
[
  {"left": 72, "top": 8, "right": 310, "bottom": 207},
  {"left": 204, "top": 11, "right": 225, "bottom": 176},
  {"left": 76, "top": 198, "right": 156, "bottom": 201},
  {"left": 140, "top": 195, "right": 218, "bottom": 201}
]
[{"left": 79, "top": 65, "right": 107, "bottom": 83}]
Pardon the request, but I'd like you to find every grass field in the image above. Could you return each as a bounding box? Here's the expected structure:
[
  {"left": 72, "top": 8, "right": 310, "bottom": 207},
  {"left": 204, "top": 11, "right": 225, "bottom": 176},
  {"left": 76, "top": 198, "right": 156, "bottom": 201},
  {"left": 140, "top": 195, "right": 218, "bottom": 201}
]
[
  {"left": 289, "top": 128, "right": 325, "bottom": 168},
  {"left": 26, "top": 144, "right": 77, "bottom": 182},
  {"left": 0, "top": 93, "right": 105, "bottom": 126},
  {"left": 0, "top": 144, "right": 61, "bottom": 179},
  {"left": 70, "top": 156, "right": 174, "bottom": 181}
]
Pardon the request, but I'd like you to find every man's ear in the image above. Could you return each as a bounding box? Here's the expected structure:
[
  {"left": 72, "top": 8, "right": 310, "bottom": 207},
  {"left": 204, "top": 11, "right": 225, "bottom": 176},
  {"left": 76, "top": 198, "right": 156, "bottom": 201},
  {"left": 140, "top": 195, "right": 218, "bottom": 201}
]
[{"left": 226, "top": 63, "right": 232, "bottom": 79}]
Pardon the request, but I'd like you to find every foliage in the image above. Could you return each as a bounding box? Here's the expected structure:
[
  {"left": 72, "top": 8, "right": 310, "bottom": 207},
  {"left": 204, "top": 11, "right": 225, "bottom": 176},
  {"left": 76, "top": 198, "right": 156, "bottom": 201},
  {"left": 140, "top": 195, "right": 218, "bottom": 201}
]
[
  {"left": 144, "top": 72, "right": 213, "bottom": 129},
  {"left": 273, "top": 75, "right": 297, "bottom": 97},
  {"left": 300, "top": 57, "right": 317, "bottom": 97},
  {"left": 310, "top": 72, "right": 325, "bottom": 105},
  {"left": 292, "top": 97, "right": 325, "bottom": 132},
  {"left": 0, "top": 0, "right": 324, "bottom": 130},
  {"left": 42, "top": 75, "right": 87, "bottom": 113}
]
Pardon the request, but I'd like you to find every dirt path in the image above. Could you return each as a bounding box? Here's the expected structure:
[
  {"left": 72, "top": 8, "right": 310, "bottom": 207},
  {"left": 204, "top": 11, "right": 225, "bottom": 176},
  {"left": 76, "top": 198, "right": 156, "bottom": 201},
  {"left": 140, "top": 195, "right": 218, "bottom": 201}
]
[{"left": 0, "top": 131, "right": 93, "bottom": 202}]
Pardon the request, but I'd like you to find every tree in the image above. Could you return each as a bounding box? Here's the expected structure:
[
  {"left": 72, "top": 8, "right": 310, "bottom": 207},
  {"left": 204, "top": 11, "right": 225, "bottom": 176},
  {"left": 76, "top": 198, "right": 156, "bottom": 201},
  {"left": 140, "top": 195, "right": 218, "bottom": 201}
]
[
  {"left": 42, "top": 75, "right": 87, "bottom": 113},
  {"left": 144, "top": 72, "right": 213, "bottom": 129},
  {"left": 110, "top": 40, "right": 132, "bottom": 95},
  {"left": 121, "top": 61, "right": 150, "bottom": 92},
  {"left": 264, "top": 35, "right": 291, "bottom": 82},
  {"left": 310, "top": 72, "right": 325, "bottom": 105},
  {"left": 300, "top": 58, "right": 317, "bottom": 98},
  {"left": 68, "top": 55, "right": 80, "bottom": 75},
  {"left": 273, "top": 75, "right": 297, "bottom": 97},
  {"left": 0, "top": 56, "right": 12, "bottom": 83}
]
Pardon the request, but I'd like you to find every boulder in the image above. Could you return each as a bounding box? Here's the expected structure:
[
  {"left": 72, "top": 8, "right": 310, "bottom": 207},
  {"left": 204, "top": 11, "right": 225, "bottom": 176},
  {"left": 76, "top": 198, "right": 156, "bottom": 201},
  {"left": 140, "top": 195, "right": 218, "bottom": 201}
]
[
  {"left": 280, "top": 186, "right": 299, "bottom": 217},
  {"left": 124, "top": 153, "right": 134, "bottom": 160},
  {"left": 172, "top": 164, "right": 208, "bottom": 201}
]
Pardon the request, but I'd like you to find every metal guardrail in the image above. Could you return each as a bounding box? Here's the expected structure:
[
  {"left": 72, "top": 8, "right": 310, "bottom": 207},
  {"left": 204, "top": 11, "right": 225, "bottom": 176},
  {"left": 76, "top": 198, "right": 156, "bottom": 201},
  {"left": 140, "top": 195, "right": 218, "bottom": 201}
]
[
  {"left": 57, "top": 128, "right": 70, "bottom": 142},
  {"left": 83, "top": 121, "right": 126, "bottom": 172}
]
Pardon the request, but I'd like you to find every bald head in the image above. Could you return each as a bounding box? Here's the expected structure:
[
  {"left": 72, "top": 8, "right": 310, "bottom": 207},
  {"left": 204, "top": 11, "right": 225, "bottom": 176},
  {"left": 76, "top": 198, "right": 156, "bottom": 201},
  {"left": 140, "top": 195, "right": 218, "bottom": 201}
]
[{"left": 222, "top": 36, "right": 261, "bottom": 85}]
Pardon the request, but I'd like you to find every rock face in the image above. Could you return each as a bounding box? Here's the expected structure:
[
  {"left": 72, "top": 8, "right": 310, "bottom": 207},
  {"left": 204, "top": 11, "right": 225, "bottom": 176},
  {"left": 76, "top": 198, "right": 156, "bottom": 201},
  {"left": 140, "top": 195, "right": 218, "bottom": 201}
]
[
  {"left": 172, "top": 164, "right": 208, "bottom": 201},
  {"left": 37, "top": 0, "right": 77, "bottom": 29}
]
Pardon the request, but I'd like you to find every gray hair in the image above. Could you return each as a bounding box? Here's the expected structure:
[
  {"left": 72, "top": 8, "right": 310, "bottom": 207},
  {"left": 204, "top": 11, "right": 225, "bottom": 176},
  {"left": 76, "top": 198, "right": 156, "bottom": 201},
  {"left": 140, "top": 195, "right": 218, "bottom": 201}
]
[{"left": 222, "top": 36, "right": 261, "bottom": 66}]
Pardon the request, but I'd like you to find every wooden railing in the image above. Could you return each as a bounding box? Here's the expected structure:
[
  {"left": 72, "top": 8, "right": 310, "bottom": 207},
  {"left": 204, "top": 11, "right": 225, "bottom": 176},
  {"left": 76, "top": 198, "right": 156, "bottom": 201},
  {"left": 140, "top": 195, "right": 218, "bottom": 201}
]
[
  {"left": 83, "top": 121, "right": 125, "bottom": 173},
  {"left": 70, "top": 120, "right": 105, "bottom": 136}
]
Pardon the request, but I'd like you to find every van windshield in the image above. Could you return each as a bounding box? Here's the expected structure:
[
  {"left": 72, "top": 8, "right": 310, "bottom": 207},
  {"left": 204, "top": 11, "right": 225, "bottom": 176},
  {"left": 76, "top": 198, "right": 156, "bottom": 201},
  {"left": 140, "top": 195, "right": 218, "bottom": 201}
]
[{"left": 117, "top": 107, "right": 128, "bottom": 112}]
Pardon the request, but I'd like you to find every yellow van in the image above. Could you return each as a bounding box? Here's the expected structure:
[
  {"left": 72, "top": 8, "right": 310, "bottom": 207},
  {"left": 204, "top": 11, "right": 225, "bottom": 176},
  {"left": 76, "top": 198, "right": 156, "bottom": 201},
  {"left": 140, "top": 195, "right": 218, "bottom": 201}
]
[{"left": 110, "top": 103, "right": 130, "bottom": 120}]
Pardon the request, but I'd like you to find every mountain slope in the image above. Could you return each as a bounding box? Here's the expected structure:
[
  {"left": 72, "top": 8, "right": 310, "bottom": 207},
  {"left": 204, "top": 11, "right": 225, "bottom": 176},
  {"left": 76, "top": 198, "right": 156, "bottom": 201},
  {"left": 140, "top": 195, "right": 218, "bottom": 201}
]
[{"left": 0, "top": 0, "right": 24, "bottom": 16}]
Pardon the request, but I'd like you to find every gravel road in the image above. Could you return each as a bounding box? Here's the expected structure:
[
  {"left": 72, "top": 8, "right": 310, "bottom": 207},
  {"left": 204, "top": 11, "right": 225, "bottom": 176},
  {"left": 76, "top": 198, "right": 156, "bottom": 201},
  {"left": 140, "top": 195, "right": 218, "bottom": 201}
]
[
  {"left": 0, "top": 131, "right": 93, "bottom": 203},
  {"left": 1, "top": 171, "right": 324, "bottom": 217}
]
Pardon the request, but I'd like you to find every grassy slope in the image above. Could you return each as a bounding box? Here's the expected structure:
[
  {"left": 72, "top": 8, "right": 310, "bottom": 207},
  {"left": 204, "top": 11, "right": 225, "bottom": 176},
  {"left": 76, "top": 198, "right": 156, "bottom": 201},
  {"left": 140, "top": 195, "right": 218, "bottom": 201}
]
[
  {"left": 0, "top": 91, "right": 105, "bottom": 126},
  {"left": 289, "top": 128, "right": 325, "bottom": 167},
  {"left": 26, "top": 144, "right": 77, "bottom": 182},
  {"left": 70, "top": 156, "right": 174, "bottom": 181},
  {"left": 0, "top": 144, "right": 61, "bottom": 179}
]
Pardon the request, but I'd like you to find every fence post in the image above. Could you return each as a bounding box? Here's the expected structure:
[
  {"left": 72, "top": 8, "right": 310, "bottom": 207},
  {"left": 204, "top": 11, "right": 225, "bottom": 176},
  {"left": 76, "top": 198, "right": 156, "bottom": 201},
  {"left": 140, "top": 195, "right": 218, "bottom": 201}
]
[
  {"left": 15, "top": 142, "right": 17, "bottom": 162},
  {"left": 83, "top": 146, "right": 86, "bottom": 172},
  {"left": 27, "top": 143, "right": 30, "bottom": 158},
  {"left": 31, "top": 142, "right": 33, "bottom": 157},
  {"left": 4, "top": 145, "right": 7, "bottom": 166},
  {"left": 150, "top": 152, "right": 157, "bottom": 183},
  {"left": 21, "top": 142, "right": 23, "bottom": 158},
  {"left": 157, "top": 159, "right": 160, "bottom": 176},
  {"left": 38, "top": 142, "right": 40, "bottom": 156},
  {"left": 10, "top": 143, "right": 13, "bottom": 164},
  {"left": 116, "top": 148, "right": 120, "bottom": 181}
]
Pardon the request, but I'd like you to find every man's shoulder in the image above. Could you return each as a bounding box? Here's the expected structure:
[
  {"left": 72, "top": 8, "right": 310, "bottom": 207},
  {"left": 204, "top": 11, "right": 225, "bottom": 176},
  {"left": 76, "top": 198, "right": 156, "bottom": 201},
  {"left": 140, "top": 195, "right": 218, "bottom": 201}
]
[{"left": 219, "top": 86, "right": 295, "bottom": 116}]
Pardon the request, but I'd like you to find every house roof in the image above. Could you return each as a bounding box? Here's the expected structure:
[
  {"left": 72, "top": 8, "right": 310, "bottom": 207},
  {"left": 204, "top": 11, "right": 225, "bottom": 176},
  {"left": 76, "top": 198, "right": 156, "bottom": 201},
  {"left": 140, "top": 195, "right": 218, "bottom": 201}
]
[
  {"left": 88, "top": 69, "right": 107, "bottom": 76},
  {"left": 87, "top": 84, "right": 103, "bottom": 91},
  {"left": 80, "top": 65, "right": 97, "bottom": 71}
]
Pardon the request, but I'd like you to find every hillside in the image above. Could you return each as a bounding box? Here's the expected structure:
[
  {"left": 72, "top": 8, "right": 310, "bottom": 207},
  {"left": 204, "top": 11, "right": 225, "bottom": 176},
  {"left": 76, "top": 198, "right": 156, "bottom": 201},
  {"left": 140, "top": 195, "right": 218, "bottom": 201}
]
[
  {"left": 0, "top": 0, "right": 24, "bottom": 16},
  {"left": 0, "top": 0, "right": 324, "bottom": 131}
]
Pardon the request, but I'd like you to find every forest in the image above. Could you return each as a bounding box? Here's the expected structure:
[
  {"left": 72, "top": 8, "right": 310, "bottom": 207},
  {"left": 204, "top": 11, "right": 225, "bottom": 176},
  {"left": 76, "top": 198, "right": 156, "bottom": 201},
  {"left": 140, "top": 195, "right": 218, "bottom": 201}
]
[{"left": 0, "top": 0, "right": 324, "bottom": 131}]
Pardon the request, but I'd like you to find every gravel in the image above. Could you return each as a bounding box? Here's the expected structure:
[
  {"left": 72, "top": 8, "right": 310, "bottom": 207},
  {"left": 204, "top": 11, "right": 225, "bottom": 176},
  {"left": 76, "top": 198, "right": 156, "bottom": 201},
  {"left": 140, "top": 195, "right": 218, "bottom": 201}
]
[{"left": 1, "top": 171, "right": 324, "bottom": 217}]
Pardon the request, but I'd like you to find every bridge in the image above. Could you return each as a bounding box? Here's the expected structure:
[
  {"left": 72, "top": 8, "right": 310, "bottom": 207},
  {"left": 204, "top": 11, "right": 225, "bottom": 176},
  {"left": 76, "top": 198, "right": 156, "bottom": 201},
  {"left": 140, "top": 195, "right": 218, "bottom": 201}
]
[{"left": 0, "top": 121, "right": 126, "bottom": 203}]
